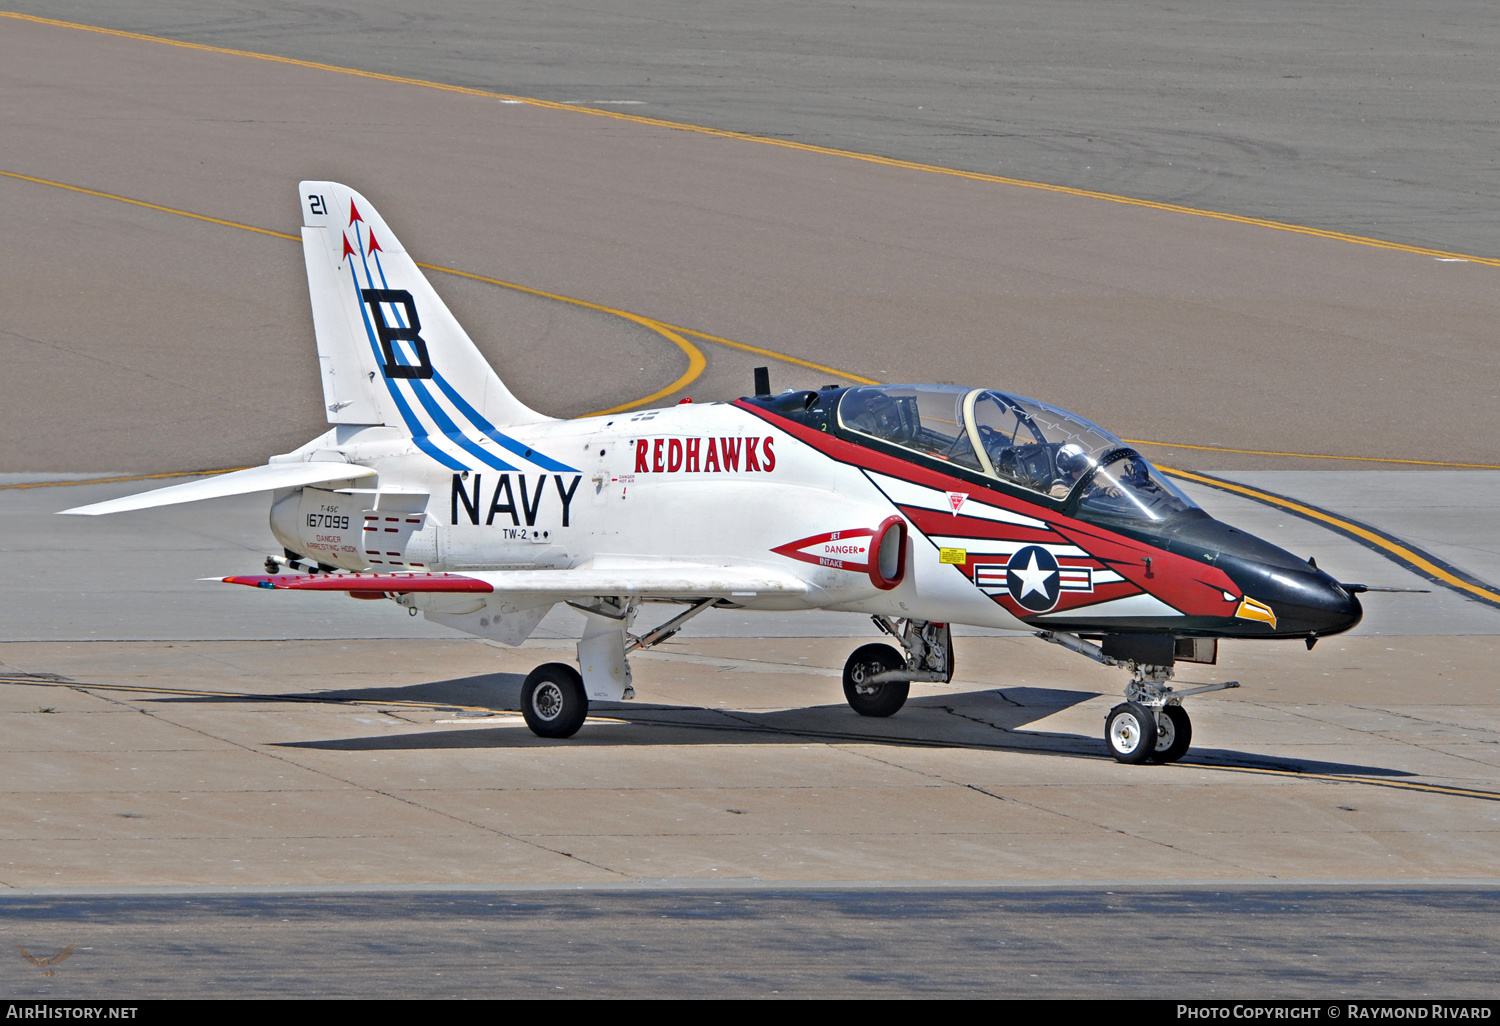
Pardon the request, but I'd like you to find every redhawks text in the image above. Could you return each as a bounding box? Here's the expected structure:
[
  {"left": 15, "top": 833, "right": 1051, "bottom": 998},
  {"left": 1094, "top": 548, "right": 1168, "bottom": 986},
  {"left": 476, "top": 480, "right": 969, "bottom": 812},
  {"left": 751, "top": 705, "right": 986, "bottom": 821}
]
[{"left": 634, "top": 437, "right": 776, "bottom": 474}]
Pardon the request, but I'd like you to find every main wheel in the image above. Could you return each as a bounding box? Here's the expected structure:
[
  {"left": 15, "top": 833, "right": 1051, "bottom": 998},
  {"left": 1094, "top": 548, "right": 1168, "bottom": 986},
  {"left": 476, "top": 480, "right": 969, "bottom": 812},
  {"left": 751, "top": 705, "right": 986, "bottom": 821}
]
[
  {"left": 842, "top": 643, "right": 910, "bottom": 718},
  {"left": 1150, "top": 704, "right": 1192, "bottom": 764},
  {"left": 1104, "top": 702, "right": 1156, "bottom": 764},
  {"left": 521, "top": 662, "right": 588, "bottom": 738}
]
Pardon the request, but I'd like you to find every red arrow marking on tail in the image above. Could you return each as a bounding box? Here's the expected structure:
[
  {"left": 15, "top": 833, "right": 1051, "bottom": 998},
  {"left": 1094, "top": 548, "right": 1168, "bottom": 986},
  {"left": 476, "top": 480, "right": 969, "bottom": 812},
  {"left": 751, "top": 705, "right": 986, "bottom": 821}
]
[
  {"left": 349, "top": 199, "right": 363, "bottom": 225},
  {"left": 367, "top": 229, "right": 382, "bottom": 255},
  {"left": 341, "top": 234, "right": 357, "bottom": 262}
]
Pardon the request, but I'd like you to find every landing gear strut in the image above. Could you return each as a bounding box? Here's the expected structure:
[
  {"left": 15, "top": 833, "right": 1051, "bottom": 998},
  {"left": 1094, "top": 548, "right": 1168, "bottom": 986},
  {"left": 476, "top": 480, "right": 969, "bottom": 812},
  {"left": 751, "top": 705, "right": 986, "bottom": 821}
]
[
  {"left": 1038, "top": 631, "right": 1237, "bottom": 765},
  {"left": 841, "top": 618, "right": 955, "bottom": 718}
]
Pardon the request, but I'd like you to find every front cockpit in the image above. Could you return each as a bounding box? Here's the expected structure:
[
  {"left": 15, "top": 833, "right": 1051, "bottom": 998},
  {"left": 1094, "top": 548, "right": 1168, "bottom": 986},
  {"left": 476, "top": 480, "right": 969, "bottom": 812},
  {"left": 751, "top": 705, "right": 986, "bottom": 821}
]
[{"left": 759, "top": 383, "right": 1198, "bottom": 528}]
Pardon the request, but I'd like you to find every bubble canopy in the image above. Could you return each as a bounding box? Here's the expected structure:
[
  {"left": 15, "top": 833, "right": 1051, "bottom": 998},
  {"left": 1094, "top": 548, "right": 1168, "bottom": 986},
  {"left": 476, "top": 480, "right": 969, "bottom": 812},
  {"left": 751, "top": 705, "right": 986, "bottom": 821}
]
[{"left": 834, "top": 385, "right": 1197, "bottom": 521}]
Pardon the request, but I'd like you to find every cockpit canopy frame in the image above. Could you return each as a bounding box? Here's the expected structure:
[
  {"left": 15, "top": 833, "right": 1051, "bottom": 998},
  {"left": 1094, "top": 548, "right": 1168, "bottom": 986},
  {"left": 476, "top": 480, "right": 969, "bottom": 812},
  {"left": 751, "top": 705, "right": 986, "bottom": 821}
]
[{"left": 826, "top": 384, "right": 1197, "bottom": 524}]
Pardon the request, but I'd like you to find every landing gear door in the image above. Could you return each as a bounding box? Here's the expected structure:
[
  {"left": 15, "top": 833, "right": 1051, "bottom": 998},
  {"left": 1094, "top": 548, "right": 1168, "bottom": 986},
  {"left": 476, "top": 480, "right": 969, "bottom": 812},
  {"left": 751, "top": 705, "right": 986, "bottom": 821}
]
[{"left": 1174, "top": 638, "right": 1218, "bottom": 665}]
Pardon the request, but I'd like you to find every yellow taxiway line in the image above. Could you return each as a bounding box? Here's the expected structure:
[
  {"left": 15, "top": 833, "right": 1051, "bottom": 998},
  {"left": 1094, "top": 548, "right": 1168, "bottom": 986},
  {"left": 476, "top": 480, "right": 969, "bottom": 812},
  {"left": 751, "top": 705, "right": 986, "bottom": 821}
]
[
  {"left": 0, "top": 677, "right": 497, "bottom": 716},
  {"left": 7, "top": 10, "right": 1500, "bottom": 270},
  {"left": 1133, "top": 438, "right": 1500, "bottom": 472},
  {"left": 1160, "top": 466, "right": 1500, "bottom": 607},
  {"left": 1182, "top": 762, "right": 1500, "bottom": 804},
  {"left": 0, "top": 467, "right": 252, "bottom": 492},
  {"left": 0, "top": 170, "right": 708, "bottom": 420}
]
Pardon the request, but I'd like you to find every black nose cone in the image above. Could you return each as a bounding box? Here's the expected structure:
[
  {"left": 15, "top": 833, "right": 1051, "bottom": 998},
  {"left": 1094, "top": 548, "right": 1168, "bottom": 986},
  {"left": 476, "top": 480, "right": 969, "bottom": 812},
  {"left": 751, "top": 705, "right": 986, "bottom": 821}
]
[
  {"left": 1213, "top": 551, "right": 1364, "bottom": 637},
  {"left": 1160, "top": 512, "right": 1363, "bottom": 637}
]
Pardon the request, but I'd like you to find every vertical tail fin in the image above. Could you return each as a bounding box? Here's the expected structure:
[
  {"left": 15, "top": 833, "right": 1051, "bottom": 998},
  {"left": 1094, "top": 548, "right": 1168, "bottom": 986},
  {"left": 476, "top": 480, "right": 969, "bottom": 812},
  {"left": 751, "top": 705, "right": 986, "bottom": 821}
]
[{"left": 300, "top": 182, "right": 558, "bottom": 470}]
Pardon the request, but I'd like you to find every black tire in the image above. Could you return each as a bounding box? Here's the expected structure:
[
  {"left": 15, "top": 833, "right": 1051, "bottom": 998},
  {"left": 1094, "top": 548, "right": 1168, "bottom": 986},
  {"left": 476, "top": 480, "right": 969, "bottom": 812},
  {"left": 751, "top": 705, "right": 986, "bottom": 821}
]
[
  {"left": 842, "top": 643, "right": 910, "bottom": 718},
  {"left": 1104, "top": 702, "right": 1156, "bottom": 764},
  {"left": 1150, "top": 704, "right": 1193, "bottom": 764},
  {"left": 521, "top": 663, "right": 588, "bottom": 738}
]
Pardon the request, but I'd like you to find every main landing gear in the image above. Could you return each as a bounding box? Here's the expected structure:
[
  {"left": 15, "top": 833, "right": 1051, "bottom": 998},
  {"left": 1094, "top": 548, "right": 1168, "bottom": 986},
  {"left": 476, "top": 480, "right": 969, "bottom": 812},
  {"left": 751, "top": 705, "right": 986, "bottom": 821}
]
[
  {"left": 518, "top": 598, "right": 718, "bottom": 739},
  {"left": 1039, "top": 631, "right": 1239, "bottom": 765},
  {"left": 521, "top": 663, "right": 589, "bottom": 738},
  {"left": 841, "top": 618, "right": 955, "bottom": 717}
]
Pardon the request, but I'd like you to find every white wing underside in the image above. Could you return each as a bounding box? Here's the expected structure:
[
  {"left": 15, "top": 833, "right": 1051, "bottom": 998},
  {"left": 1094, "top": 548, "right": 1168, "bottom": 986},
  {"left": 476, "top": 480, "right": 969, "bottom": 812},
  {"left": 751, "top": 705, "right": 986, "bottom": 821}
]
[
  {"left": 462, "top": 565, "right": 812, "bottom": 601},
  {"left": 59, "top": 462, "right": 376, "bottom": 516}
]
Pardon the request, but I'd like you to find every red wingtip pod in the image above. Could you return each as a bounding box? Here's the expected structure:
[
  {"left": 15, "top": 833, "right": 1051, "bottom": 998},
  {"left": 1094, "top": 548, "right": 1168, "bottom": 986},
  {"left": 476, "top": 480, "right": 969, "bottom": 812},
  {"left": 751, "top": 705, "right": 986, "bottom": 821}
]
[{"left": 868, "top": 516, "right": 908, "bottom": 591}]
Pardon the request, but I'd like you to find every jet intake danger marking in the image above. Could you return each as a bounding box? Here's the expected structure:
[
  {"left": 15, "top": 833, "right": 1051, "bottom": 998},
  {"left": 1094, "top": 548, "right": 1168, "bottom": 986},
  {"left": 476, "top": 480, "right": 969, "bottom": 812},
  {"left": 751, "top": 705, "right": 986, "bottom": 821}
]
[
  {"left": 453, "top": 474, "right": 582, "bottom": 527},
  {"left": 361, "top": 288, "right": 433, "bottom": 380},
  {"left": 773, "top": 529, "right": 875, "bottom": 573},
  {"left": 633, "top": 436, "right": 776, "bottom": 474}
]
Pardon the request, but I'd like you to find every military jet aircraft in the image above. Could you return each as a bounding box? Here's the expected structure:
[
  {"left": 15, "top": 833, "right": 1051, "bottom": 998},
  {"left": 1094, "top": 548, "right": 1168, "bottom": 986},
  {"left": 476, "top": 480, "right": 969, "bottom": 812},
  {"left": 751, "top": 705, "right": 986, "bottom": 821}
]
[{"left": 62, "top": 182, "right": 1364, "bottom": 763}]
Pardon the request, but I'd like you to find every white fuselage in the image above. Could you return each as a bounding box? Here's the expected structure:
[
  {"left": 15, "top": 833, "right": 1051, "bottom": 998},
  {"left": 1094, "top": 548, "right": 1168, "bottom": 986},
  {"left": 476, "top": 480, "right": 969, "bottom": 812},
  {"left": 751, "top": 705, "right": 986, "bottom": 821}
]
[{"left": 267, "top": 400, "right": 1030, "bottom": 632}]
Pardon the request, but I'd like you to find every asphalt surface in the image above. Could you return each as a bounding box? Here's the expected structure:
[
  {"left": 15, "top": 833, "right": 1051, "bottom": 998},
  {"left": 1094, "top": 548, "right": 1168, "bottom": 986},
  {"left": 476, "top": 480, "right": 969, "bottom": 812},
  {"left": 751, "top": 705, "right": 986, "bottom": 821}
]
[
  {"left": 10, "top": 0, "right": 1500, "bottom": 259},
  {"left": 6, "top": 888, "right": 1498, "bottom": 998},
  {"left": 2, "top": 12, "right": 1498, "bottom": 472}
]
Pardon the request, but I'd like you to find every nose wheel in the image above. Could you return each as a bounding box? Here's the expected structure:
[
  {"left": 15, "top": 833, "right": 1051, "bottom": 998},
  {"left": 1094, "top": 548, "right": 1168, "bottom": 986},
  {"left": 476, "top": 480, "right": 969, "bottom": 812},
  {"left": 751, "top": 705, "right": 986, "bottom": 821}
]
[
  {"left": 1104, "top": 702, "right": 1156, "bottom": 764},
  {"left": 1105, "top": 702, "right": 1192, "bottom": 764},
  {"left": 1150, "top": 704, "right": 1192, "bottom": 764}
]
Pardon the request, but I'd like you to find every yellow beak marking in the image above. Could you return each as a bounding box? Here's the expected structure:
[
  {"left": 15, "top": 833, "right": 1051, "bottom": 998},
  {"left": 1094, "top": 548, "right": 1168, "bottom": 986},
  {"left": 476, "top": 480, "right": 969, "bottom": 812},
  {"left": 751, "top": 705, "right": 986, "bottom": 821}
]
[{"left": 1235, "top": 596, "right": 1278, "bottom": 629}]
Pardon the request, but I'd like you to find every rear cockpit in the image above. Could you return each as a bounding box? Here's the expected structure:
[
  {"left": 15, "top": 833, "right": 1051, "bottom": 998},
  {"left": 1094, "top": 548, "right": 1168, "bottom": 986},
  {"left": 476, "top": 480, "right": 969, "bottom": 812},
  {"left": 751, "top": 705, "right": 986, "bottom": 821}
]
[{"left": 749, "top": 383, "right": 1198, "bottom": 526}]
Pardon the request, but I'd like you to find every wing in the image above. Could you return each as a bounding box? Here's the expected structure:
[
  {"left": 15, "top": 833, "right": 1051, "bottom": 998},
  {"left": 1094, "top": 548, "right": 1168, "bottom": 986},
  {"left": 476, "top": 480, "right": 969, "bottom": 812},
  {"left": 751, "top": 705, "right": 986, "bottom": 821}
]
[
  {"left": 58, "top": 462, "right": 376, "bottom": 516},
  {"left": 45, "top": 943, "right": 76, "bottom": 966},
  {"left": 219, "top": 564, "right": 811, "bottom": 602},
  {"left": 18, "top": 944, "right": 45, "bottom": 967}
]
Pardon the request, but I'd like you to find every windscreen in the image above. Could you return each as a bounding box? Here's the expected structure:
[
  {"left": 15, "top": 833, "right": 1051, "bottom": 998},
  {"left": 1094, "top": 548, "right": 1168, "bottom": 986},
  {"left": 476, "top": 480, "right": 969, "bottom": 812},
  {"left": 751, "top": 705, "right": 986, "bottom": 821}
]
[
  {"left": 970, "top": 391, "right": 1121, "bottom": 497},
  {"left": 1075, "top": 451, "right": 1198, "bottom": 523}
]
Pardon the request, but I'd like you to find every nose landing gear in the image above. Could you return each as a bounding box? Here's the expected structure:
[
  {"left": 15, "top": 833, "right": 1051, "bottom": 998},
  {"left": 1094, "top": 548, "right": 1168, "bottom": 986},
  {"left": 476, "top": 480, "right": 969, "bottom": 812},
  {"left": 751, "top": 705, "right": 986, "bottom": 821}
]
[{"left": 1039, "top": 631, "right": 1238, "bottom": 764}]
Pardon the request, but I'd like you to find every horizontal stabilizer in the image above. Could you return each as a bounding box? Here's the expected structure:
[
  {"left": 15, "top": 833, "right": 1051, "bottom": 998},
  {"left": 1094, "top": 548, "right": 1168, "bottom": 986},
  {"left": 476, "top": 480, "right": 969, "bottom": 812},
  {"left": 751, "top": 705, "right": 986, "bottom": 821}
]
[
  {"left": 220, "top": 565, "right": 812, "bottom": 600},
  {"left": 59, "top": 462, "right": 377, "bottom": 516},
  {"left": 220, "top": 572, "right": 488, "bottom": 594}
]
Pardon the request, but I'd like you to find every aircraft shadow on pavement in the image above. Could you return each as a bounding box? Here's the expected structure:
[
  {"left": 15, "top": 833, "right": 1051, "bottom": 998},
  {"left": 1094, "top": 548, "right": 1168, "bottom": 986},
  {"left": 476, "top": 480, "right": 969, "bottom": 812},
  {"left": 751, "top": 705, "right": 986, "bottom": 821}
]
[
  {"left": 151, "top": 672, "right": 531, "bottom": 711},
  {"left": 258, "top": 675, "right": 1413, "bottom": 778}
]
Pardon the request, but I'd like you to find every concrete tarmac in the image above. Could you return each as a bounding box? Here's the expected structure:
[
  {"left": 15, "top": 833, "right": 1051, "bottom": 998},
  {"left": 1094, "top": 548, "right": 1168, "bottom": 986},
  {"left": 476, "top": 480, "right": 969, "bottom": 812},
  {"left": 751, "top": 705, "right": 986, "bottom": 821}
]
[
  {"left": 4, "top": 631, "right": 1500, "bottom": 888},
  {"left": 3, "top": 494, "right": 1498, "bottom": 893}
]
